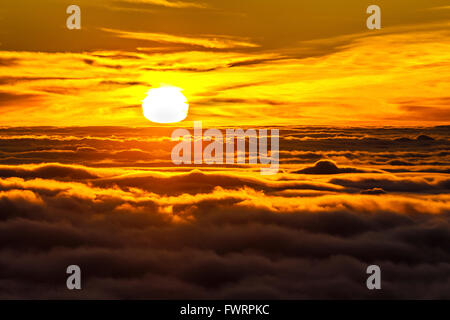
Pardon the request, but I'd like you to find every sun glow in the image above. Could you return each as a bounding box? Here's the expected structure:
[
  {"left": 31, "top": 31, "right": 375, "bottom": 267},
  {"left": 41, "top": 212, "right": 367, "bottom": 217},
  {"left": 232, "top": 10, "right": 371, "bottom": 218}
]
[{"left": 142, "top": 86, "right": 189, "bottom": 124}]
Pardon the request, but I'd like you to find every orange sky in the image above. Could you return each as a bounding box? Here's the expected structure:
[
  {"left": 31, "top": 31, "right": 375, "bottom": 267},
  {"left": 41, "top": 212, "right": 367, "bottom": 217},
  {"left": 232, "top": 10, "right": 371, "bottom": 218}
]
[{"left": 0, "top": 0, "right": 449, "bottom": 126}]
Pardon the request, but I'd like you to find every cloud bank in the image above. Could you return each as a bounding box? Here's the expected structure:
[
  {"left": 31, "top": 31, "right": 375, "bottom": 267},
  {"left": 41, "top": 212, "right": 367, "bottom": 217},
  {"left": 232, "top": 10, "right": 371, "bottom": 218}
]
[{"left": 0, "top": 127, "right": 449, "bottom": 299}]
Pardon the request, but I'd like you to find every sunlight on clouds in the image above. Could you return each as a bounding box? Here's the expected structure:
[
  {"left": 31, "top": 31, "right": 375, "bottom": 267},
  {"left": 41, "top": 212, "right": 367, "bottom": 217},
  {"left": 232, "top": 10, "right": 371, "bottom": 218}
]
[
  {"left": 119, "top": 0, "right": 208, "bottom": 9},
  {"left": 0, "top": 0, "right": 449, "bottom": 300},
  {"left": 101, "top": 28, "right": 259, "bottom": 49},
  {"left": 0, "top": 25, "right": 449, "bottom": 126}
]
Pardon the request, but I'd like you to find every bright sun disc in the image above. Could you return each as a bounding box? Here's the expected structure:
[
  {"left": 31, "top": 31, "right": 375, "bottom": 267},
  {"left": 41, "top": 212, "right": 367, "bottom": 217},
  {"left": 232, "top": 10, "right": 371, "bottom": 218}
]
[{"left": 142, "top": 86, "right": 189, "bottom": 124}]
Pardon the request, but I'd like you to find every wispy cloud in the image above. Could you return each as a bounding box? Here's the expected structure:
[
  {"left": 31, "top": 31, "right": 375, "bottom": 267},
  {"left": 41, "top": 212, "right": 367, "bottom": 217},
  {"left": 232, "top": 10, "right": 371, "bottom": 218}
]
[
  {"left": 101, "top": 28, "right": 259, "bottom": 49},
  {"left": 425, "top": 6, "right": 450, "bottom": 11},
  {"left": 118, "top": 0, "right": 208, "bottom": 9}
]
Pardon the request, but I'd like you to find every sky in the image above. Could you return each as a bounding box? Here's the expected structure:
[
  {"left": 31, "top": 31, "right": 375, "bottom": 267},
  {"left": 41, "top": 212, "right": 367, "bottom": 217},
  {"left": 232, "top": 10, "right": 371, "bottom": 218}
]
[{"left": 0, "top": 0, "right": 449, "bottom": 126}]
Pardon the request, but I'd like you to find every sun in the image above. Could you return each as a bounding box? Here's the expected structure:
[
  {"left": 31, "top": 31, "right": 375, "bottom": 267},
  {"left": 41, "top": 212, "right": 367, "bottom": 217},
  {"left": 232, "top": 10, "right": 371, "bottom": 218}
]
[{"left": 142, "top": 86, "right": 189, "bottom": 124}]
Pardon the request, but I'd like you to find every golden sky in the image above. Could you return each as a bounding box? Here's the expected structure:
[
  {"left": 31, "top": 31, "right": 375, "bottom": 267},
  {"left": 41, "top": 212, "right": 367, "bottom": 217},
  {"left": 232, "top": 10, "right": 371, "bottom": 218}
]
[{"left": 0, "top": 0, "right": 449, "bottom": 126}]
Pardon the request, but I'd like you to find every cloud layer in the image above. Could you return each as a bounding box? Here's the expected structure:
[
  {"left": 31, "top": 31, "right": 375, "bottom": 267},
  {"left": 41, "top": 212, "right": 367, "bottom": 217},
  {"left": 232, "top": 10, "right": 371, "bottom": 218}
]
[{"left": 0, "top": 126, "right": 449, "bottom": 299}]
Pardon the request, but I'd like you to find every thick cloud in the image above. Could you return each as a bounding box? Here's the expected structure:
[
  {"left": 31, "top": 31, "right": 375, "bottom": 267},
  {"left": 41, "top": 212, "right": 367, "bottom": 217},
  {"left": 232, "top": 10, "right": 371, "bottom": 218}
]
[
  {"left": 0, "top": 168, "right": 449, "bottom": 298},
  {"left": 0, "top": 126, "right": 449, "bottom": 299},
  {"left": 293, "top": 160, "right": 379, "bottom": 174},
  {"left": 360, "top": 188, "right": 386, "bottom": 195},
  {"left": 0, "top": 163, "right": 100, "bottom": 180},
  {"left": 330, "top": 175, "right": 450, "bottom": 194}
]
